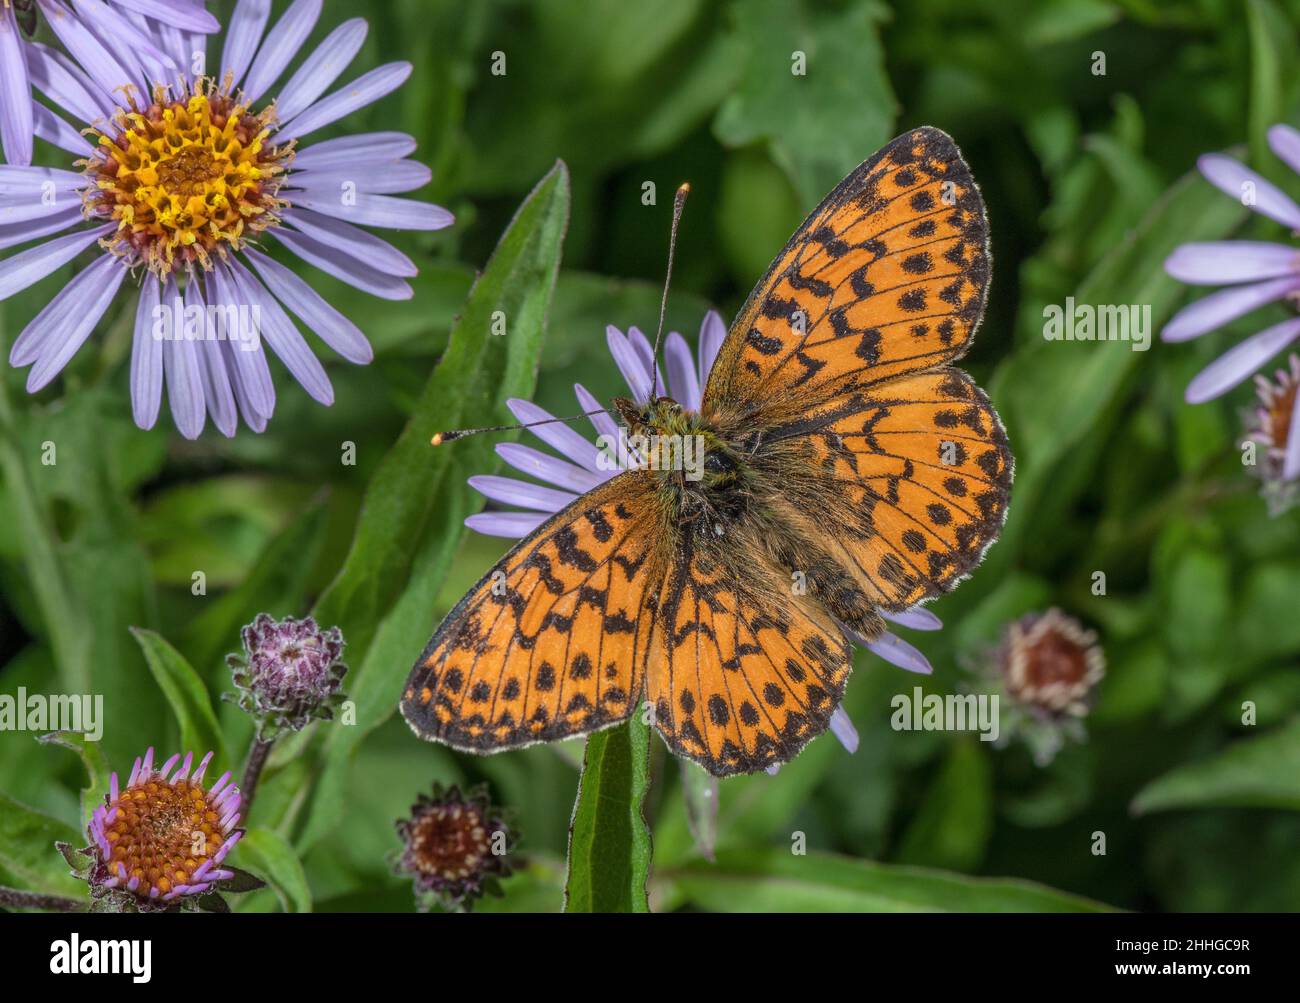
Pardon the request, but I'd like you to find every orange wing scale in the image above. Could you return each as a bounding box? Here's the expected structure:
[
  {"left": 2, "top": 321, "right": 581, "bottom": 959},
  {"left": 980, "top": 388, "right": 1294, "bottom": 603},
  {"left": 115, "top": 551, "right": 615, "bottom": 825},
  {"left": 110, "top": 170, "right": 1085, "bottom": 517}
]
[
  {"left": 644, "top": 539, "right": 852, "bottom": 776},
  {"left": 705, "top": 127, "right": 990, "bottom": 412},
  {"left": 402, "top": 473, "right": 663, "bottom": 752}
]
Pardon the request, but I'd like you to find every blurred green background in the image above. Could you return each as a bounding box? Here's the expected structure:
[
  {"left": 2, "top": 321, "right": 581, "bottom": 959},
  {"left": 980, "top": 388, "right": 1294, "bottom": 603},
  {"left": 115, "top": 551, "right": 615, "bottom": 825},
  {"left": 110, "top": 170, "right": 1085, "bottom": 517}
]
[{"left": 3, "top": 0, "right": 1300, "bottom": 912}]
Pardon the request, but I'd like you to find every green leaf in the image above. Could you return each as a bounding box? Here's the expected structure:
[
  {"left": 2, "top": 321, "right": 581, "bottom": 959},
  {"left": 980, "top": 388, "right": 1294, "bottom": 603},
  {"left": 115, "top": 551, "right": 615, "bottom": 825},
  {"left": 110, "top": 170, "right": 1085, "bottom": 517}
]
[
  {"left": 129, "top": 628, "right": 227, "bottom": 767},
  {"left": 0, "top": 793, "right": 84, "bottom": 898},
  {"left": 894, "top": 740, "right": 993, "bottom": 872},
  {"left": 1246, "top": 0, "right": 1293, "bottom": 178},
  {"left": 232, "top": 828, "right": 312, "bottom": 913},
  {"left": 177, "top": 494, "right": 329, "bottom": 678},
  {"left": 38, "top": 731, "right": 111, "bottom": 833},
  {"left": 1131, "top": 718, "right": 1300, "bottom": 814},
  {"left": 661, "top": 848, "right": 1117, "bottom": 912},
  {"left": 714, "top": 0, "right": 897, "bottom": 205},
  {"left": 295, "top": 162, "right": 569, "bottom": 851},
  {"left": 565, "top": 715, "right": 652, "bottom": 913}
]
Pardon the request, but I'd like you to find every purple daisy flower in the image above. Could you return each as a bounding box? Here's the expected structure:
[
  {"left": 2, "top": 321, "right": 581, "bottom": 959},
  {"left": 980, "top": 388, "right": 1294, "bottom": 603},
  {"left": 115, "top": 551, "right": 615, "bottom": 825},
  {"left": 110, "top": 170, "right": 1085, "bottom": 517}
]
[
  {"left": 465, "top": 310, "right": 943, "bottom": 763},
  {"left": 1163, "top": 124, "right": 1300, "bottom": 481},
  {"left": 88, "top": 746, "right": 241, "bottom": 906},
  {"left": 1, "top": 0, "right": 453, "bottom": 438},
  {"left": 1, "top": 1, "right": 220, "bottom": 167}
]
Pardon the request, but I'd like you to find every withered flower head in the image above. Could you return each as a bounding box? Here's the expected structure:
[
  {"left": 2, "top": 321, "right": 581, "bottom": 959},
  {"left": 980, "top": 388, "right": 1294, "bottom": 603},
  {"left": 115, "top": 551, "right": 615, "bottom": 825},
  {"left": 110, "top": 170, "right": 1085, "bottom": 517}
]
[{"left": 394, "top": 784, "right": 512, "bottom": 912}]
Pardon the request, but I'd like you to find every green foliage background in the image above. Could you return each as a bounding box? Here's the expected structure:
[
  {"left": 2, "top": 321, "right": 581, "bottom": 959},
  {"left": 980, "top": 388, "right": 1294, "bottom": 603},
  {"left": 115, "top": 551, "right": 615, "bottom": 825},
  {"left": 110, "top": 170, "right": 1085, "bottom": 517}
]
[{"left": 2, "top": 0, "right": 1300, "bottom": 912}]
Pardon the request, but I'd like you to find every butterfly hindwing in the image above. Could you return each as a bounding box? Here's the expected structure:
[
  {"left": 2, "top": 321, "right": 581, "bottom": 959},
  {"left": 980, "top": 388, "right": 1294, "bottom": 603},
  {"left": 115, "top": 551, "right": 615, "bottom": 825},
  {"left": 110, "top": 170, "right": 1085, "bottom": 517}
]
[
  {"left": 763, "top": 367, "right": 1012, "bottom": 611},
  {"left": 401, "top": 472, "right": 664, "bottom": 753},
  {"left": 643, "top": 531, "right": 853, "bottom": 776},
  {"left": 704, "top": 126, "right": 990, "bottom": 414}
]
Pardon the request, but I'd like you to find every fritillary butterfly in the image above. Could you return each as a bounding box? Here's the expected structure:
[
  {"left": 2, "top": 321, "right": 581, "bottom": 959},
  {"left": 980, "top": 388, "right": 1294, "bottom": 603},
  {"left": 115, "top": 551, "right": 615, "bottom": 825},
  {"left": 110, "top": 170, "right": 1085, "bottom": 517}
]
[{"left": 402, "top": 127, "right": 1013, "bottom": 776}]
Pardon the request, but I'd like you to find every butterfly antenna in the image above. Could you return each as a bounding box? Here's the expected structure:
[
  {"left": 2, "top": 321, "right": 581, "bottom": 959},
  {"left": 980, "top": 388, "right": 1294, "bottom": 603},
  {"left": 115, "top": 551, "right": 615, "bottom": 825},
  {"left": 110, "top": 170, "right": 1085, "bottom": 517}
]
[
  {"left": 649, "top": 182, "right": 690, "bottom": 401},
  {"left": 431, "top": 409, "right": 609, "bottom": 446}
]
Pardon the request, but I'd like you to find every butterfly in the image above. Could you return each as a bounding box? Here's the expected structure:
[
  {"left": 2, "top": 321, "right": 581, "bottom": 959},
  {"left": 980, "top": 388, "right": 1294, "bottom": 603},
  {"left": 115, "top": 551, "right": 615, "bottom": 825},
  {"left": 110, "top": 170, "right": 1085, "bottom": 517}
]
[{"left": 401, "top": 127, "right": 1013, "bottom": 777}]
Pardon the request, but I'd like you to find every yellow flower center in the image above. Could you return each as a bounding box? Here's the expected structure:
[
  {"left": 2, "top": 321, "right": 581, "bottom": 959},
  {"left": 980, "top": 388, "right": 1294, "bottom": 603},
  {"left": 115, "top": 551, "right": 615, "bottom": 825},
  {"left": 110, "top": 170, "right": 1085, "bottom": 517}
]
[
  {"left": 103, "top": 775, "right": 225, "bottom": 897},
  {"left": 82, "top": 79, "right": 292, "bottom": 276}
]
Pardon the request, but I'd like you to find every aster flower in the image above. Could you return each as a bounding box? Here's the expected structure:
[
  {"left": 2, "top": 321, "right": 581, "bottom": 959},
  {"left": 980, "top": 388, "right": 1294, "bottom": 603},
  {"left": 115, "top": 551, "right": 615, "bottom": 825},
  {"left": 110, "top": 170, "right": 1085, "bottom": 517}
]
[
  {"left": 1, "top": 1, "right": 220, "bottom": 167},
  {"left": 1163, "top": 124, "right": 1300, "bottom": 483},
  {"left": 1244, "top": 353, "right": 1300, "bottom": 515},
  {"left": 70, "top": 747, "right": 243, "bottom": 911},
  {"left": 394, "top": 783, "right": 512, "bottom": 913},
  {"left": 464, "top": 310, "right": 943, "bottom": 767},
  {"left": 1, "top": 0, "right": 453, "bottom": 438},
  {"left": 977, "top": 607, "right": 1105, "bottom": 766},
  {"left": 228, "top": 612, "right": 347, "bottom": 739}
]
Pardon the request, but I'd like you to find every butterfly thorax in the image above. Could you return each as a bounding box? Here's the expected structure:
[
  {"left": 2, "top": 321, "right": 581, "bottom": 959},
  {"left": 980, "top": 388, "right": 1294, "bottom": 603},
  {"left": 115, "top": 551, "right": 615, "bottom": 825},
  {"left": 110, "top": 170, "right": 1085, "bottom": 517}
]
[{"left": 612, "top": 395, "right": 753, "bottom": 526}]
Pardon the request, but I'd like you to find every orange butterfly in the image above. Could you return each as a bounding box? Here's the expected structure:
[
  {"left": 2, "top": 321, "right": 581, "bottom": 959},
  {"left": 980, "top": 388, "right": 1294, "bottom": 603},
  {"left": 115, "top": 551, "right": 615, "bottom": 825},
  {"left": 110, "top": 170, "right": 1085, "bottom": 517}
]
[{"left": 401, "top": 127, "right": 1013, "bottom": 776}]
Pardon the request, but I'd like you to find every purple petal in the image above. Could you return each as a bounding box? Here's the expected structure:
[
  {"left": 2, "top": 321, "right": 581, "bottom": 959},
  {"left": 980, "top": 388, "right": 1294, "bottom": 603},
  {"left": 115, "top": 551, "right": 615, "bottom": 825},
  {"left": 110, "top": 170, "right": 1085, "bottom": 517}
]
[
  {"left": 272, "top": 225, "right": 413, "bottom": 300},
  {"left": 1198, "top": 154, "right": 1300, "bottom": 230},
  {"left": 130, "top": 276, "right": 163, "bottom": 429},
  {"left": 1165, "top": 241, "right": 1299, "bottom": 285},
  {"left": 244, "top": 247, "right": 373, "bottom": 364},
  {"left": 283, "top": 207, "right": 417, "bottom": 278},
  {"left": 31, "top": 101, "right": 94, "bottom": 156},
  {"left": 270, "top": 17, "right": 367, "bottom": 123},
  {"left": 862, "top": 630, "right": 934, "bottom": 675},
  {"left": 465, "top": 511, "right": 547, "bottom": 539},
  {"left": 573, "top": 382, "right": 630, "bottom": 471},
  {"left": 663, "top": 331, "right": 700, "bottom": 409},
  {"left": 606, "top": 325, "right": 652, "bottom": 402},
  {"left": 36, "top": 0, "right": 135, "bottom": 98},
  {"left": 220, "top": 0, "right": 273, "bottom": 87},
  {"left": 495, "top": 442, "right": 604, "bottom": 494},
  {"left": 112, "top": 0, "right": 219, "bottom": 32},
  {"left": 0, "top": 163, "right": 88, "bottom": 192},
  {"left": 880, "top": 606, "right": 943, "bottom": 631},
  {"left": 25, "top": 42, "right": 112, "bottom": 125},
  {"left": 226, "top": 256, "right": 333, "bottom": 405},
  {"left": 1162, "top": 275, "right": 1300, "bottom": 342},
  {"left": 289, "top": 159, "right": 433, "bottom": 196},
  {"left": 0, "top": 7, "right": 33, "bottom": 167},
  {"left": 277, "top": 61, "right": 412, "bottom": 143},
  {"left": 1185, "top": 316, "right": 1300, "bottom": 403},
  {"left": 468, "top": 474, "right": 577, "bottom": 513},
  {"left": 72, "top": 0, "right": 176, "bottom": 84},
  {"left": 698, "top": 310, "right": 726, "bottom": 386},
  {"left": 507, "top": 397, "right": 603, "bottom": 471},
  {"left": 0, "top": 206, "right": 84, "bottom": 251},
  {"left": 828, "top": 706, "right": 859, "bottom": 754},
  {"left": 242, "top": 0, "right": 322, "bottom": 103},
  {"left": 1268, "top": 124, "right": 1300, "bottom": 178},
  {"left": 1284, "top": 387, "right": 1300, "bottom": 481},
  {"left": 0, "top": 223, "right": 114, "bottom": 302},
  {"left": 186, "top": 278, "right": 238, "bottom": 436},
  {"left": 209, "top": 261, "right": 275, "bottom": 419},
  {"left": 292, "top": 132, "right": 418, "bottom": 171},
  {"left": 161, "top": 274, "right": 205, "bottom": 438},
  {"left": 283, "top": 189, "right": 451, "bottom": 231},
  {"left": 24, "top": 254, "right": 127, "bottom": 391}
]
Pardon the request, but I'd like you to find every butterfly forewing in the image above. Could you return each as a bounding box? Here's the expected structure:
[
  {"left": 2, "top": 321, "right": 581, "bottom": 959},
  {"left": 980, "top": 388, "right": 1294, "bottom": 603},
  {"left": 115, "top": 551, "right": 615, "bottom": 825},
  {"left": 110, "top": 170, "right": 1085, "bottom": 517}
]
[
  {"left": 401, "top": 473, "right": 665, "bottom": 752},
  {"left": 704, "top": 127, "right": 990, "bottom": 414}
]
